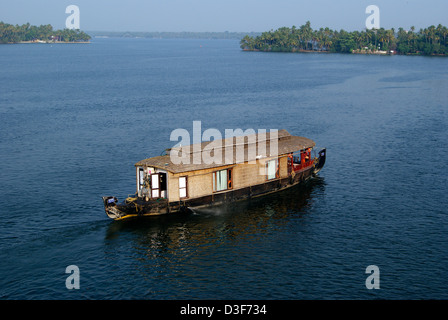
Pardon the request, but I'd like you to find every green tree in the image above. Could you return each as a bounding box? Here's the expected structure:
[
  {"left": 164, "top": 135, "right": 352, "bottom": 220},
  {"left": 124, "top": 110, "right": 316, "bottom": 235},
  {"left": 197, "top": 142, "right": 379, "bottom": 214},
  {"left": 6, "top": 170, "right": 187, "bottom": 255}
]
[
  {"left": 336, "top": 30, "right": 356, "bottom": 53},
  {"left": 239, "top": 22, "right": 448, "bottom": 56}
]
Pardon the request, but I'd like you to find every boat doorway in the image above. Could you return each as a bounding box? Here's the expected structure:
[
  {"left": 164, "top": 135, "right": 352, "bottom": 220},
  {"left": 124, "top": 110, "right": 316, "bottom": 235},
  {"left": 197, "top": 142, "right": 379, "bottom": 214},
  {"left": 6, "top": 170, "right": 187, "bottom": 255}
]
[{"left": 151, "top": 172, "right": 167, "bottom": 199}]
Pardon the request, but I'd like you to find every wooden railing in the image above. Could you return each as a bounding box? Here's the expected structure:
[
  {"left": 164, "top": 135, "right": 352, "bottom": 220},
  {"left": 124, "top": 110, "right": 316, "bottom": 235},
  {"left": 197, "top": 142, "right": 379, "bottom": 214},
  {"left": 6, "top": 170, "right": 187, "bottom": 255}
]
[{"left": 292, "top": 160, "right": 314, "bottom": 172}]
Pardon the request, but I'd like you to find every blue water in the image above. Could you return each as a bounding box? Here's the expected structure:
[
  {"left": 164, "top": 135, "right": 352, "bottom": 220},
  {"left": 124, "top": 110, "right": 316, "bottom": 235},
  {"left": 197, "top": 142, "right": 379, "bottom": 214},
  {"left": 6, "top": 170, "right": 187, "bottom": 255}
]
[{"left": 0, "top": 38, "right": 447, "bottom": 300}]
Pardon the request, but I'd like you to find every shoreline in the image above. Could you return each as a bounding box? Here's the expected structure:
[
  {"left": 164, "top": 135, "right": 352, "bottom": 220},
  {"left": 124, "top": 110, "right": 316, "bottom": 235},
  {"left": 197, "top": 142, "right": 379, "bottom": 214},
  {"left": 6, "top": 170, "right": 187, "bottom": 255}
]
[
  {"left": 243, "top": 48, "right": 391, "bottom": 55},
  {"left": 242, "top": 48, "right": 446, "bottom": 57},
  {"left": 17, "top": 40, "right": 90, "bottom": 44}
]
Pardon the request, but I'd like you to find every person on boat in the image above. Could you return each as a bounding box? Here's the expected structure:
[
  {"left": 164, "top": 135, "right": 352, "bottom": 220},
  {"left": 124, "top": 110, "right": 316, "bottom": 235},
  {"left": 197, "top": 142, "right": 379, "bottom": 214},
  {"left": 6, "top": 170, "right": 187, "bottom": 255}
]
[
  {"left": 305, "top": 149, "right": 310, "bottom": 163},
  {"left": 301, "top": 151, "right": 306, "bottom": 166}
]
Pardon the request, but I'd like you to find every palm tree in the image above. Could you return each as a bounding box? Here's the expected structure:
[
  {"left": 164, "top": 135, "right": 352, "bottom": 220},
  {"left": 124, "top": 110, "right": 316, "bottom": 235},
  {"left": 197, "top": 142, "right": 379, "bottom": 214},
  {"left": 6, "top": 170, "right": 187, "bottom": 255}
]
[
  {"left": 441, "top": 26, "right": 448, "bottom": 46},
  {"left": 240, "top": 35, "right": 253, "bottom": 50},
  {"left": 300, "top": 21, "right": 312, "bottom": 50},
  {"left": 428, "top": 25, "right": 436, "bottom": 44},
  {"left": 386, "top": 29, "right": 395, "bottom": 50},
  {"left": 353, "top": 31, "right": 363, "bottom": 49},
  {"left": 377, "top": 28, "right": 386, "bottom": 49}
]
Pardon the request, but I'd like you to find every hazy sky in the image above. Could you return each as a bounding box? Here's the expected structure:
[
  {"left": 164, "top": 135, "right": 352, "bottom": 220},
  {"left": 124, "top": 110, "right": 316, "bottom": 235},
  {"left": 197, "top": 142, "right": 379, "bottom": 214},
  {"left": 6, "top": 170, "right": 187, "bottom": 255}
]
[{"left": 1, "top": 0, "right": 447, "bottom": 32}]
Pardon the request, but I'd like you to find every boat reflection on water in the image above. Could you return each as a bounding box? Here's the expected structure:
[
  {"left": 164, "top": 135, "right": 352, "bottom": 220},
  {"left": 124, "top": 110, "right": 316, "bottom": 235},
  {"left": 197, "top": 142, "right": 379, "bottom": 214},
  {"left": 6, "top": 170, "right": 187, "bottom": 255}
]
[{"left": 104, "top": 176, "right": 326, "bottom": 252}]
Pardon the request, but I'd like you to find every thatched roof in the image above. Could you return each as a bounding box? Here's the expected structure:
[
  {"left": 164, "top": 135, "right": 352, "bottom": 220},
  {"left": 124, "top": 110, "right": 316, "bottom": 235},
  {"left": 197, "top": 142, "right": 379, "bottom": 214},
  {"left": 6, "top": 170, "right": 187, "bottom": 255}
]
[{"left": 135, "top": 129, "right": 315, "bottom": 173}]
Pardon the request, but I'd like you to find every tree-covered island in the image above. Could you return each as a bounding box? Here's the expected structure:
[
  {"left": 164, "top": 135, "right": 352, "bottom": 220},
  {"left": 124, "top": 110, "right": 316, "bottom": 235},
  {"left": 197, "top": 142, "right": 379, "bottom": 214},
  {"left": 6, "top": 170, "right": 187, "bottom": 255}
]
[
  {"left": 240, "top": 21, "right": 448, "bottom": 56},
  {"left": 0, "top": 22, "right": 91, "bottom": 43}
]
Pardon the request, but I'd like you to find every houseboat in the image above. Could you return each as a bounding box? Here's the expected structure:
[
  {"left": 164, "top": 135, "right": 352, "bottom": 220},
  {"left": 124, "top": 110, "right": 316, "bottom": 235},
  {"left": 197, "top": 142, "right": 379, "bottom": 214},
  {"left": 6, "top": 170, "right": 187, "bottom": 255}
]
[{"left": 102, "top": 130, "right": 326, "bottom": 220}]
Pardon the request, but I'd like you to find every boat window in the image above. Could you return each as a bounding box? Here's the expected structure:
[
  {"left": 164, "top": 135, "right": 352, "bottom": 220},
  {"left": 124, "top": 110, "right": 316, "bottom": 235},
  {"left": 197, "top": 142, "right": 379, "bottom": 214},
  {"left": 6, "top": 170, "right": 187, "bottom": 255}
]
[
  {"left": 213, "top": 168, "right": 231, "bottom": 192},
  {"left": 138, "top": 168, "right": 144, "bottom": 189},
  {"left": 179, "top": 176, "right": 188, "bottom": 198},
  {"left": 266, "top": 159, "right": 278, "bottom": 180}
]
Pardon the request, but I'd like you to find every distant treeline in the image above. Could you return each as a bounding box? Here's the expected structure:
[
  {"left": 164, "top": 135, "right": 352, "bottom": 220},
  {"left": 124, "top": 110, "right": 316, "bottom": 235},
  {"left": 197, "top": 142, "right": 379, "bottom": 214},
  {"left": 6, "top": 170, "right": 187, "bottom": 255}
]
[
  {"left": 88, "top": 30, "right": 261, "bottom": 40},
  {"left": 240, "top": 21, "right": 448, "bottom": 56},
  {"left": 0, "top": 22, "right": 91, "bottom": 43}
]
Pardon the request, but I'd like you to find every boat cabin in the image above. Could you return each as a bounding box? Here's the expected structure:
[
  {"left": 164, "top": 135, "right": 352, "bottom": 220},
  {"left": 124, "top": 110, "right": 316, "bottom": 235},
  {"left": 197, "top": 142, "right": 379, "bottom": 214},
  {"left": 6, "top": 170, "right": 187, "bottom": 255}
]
[{"left": 134, "top": 130, "right": 316, "bottom": 205}]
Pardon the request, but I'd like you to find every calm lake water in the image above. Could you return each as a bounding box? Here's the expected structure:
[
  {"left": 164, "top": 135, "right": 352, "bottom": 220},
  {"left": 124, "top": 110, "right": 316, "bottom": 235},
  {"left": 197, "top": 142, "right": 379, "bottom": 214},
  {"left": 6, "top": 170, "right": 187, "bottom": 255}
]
[{"left": 0, "top": 38, "right": 447, "bottom": 300}]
